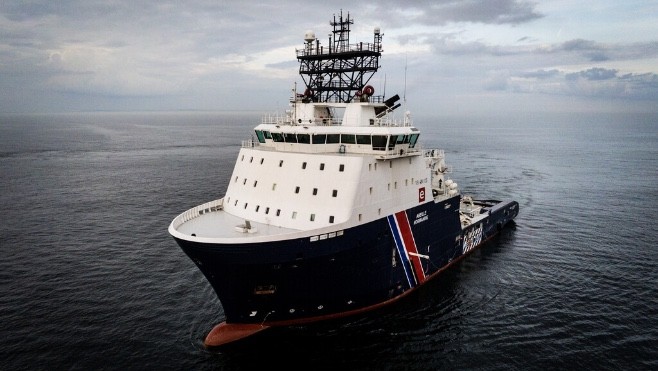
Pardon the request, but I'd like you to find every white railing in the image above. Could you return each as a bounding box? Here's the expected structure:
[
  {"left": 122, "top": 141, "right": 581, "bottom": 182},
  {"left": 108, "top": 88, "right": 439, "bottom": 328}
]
[{"left": 171, "top": 198, "right": 224, "bottom": 230}]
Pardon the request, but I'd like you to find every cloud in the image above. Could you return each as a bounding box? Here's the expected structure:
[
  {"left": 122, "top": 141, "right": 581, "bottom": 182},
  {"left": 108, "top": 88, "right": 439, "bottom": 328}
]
[{"left": 368, "top": 0, "right": 543, "bottom": 26}]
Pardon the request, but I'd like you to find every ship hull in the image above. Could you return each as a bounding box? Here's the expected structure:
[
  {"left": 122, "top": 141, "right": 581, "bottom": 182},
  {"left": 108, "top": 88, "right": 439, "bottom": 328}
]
[{"left": 173, "top": 197, "right": 518, "bottom": 345}]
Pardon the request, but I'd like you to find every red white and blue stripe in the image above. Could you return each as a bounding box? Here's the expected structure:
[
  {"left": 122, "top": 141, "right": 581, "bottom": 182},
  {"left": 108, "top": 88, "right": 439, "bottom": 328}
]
[{"left": 387, "top": 211, "right": 426, "bottom": 289}]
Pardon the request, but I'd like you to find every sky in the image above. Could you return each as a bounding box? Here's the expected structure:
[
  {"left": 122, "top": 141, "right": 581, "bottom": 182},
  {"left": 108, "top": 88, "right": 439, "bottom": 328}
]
[{"left": 1, "top": 0, "right": 657, "bottom": 115}]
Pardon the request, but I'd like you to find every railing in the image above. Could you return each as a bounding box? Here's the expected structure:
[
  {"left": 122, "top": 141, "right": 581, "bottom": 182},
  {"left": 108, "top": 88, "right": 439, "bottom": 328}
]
[
  {"left": 296, "top": 41, "right": 380, "bottom": 58},
  {"left": 171, "top": 198, "right": 224, "bottom": 230}
]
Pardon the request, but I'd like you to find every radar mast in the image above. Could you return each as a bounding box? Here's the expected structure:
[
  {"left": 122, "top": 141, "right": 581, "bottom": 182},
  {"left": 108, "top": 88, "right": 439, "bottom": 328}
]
[{"left": 296, "top": 10, "right": 382, "bottom": 103}]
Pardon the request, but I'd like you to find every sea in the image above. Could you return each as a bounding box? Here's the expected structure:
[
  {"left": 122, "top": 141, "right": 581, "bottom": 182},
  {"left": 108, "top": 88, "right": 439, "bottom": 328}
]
[{"left": 1, "top": 110, "right": 656, "bottom": 370}]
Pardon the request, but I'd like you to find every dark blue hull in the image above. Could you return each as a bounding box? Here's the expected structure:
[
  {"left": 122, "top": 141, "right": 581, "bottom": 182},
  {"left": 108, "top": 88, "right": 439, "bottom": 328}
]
[{"left": 174, "top": 196, "right": 518, "bottom": 329}]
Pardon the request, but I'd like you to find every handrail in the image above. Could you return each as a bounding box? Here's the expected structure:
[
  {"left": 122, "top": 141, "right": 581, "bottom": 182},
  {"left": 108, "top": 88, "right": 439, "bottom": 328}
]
[{"left": 171, "top": 198, "right": 224, "bottom": 230}]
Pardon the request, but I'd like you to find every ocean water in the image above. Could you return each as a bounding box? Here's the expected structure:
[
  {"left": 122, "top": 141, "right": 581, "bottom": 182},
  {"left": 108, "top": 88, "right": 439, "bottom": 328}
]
[{"left": 1, "top": 111, "right": 656, "bottom": 370}]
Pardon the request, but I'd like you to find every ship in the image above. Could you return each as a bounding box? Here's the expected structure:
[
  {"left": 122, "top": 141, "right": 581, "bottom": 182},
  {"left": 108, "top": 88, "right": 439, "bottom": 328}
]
[{"left": 168, "top": 11, "right": 518, "bottom": 348}]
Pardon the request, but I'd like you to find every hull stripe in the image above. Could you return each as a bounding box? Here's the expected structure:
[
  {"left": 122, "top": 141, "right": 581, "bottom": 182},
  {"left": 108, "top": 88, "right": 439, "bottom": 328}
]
[{"left": 387, "top": 211, "right": 426, "bottom": 288}]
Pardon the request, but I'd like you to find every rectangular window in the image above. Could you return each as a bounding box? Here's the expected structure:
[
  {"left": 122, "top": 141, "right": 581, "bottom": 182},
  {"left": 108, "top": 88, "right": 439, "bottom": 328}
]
[
  {"left": 372, "top": 135, "right": 387, "bottom": 150},
  {"left": 284, "top": 133, "right": 298, "bottom": 143},
  {"left": 356, "top": 135, "right": 371, "bottom": 145},
  {"left": 320, "top": 163, "right": 325, "bottom": 170},
  {"left": 326, "top": 134, "right": 340, "bottom": 144},
  {"left": 255, "top": 205, "right": 260, "bottom": 212},
  {"left": 312, "top": 134, "right": 327, "bottom": 144},
  {"left": 272, "top": 183, "right": 277, "bottom": 191},
  {"left": 358, "top": 214, "right": 362, "bottom": 221},
  {"left": 313, "top": 188, "right": 318, "bottom": 195},
  {"left": 249, "top": 156, "right": 253, "bottom": 163},
  {"left": 339, "top": 164, "right": 345, "bottom": 172},
  {"left": 265, "top": 207, "right": 270, "bottom": 214},
  {"left": 302, "top": 162, "right": 307, "bottom": 169},
  {"left": 276, "top": 209, "right": 281, "bottom": 216},
  {"left": 244, "top": 203, "right": 248, "bottom": 209},
  {"left": 279, "top": 160, "right": 284, "bottom": 167},
  {"left": 369, "top": 187, "right": 373, "bottom": 194},
  {"left": 297, "top": 134, "right": 310, "bottom": 144},
  {"left": 310, "top": 214, "right": 315, "bottom": 221},
  {"left": 253, "top": 180, "right": 258, "bottom": 187},
  {"left": 271, "top": 133, "right": 284, "bottom": 142},
  {"left": 341, "top": 134, "right": 356, "bottom": 144},
  {"left": 332, "top": 190, "right": 338, "bottom": 197},
  {"left": 292, "top": 211, "right": 297, "bottom": 219},
  {"left": 243, "top": 178, "right": 247, "bottom": 185},
  {"left": 260, "top": 158, "right": 264, "bottom": 164},
  {"left": 329, "top": 216, "right": 335, "bottom": 223},
  {"left": 295, "top": 186, "right": 300, "bottom": 194}
]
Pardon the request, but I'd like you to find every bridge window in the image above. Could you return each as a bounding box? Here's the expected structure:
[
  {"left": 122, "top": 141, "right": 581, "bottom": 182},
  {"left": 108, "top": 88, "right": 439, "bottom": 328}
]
[
  {"left": 326, "top": 134, "right": 340, "bottom": 144},
  {"left": 302, "top": 162, "right": 307, "bottom": 169},
  {"left": 356, "top": 135, "right": 371, "bottom": 145},
  {"left": 297, "top": 134, "right": 310, "bottom": 144},
  {"left": 339, "top": 164, "right": 345, "bottom": 172},
  {"left": 341, "top": 134, "right": 356, "bottom": 144},
  {"left": 372, "top": 135, "right": 387, "bottom": 150},
  {"left": 312, "top": 134, "right": 327, "bottom": 144}
]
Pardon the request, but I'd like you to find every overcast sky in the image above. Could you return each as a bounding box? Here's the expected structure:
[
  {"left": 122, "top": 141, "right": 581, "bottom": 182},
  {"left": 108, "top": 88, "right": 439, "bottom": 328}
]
[{"left": 1, "top": 1, "right": 657, "bottom": 115}]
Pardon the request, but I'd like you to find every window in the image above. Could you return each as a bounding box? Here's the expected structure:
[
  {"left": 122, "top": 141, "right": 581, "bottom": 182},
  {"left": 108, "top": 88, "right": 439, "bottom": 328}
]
[
  {"left": 265, "top": 207, "right": 270, "bottom": 214},
  {"left": 310, "top": 214, "right": 315, "bottom": 221},
  {"left": 313, "top": 188, "right": 318, "bottom": 195},
  {"left": 369, "top": 187, "right": 373, "bottom": 194},
  {"left": 253, "top": 180, "right": 257, "bottom": 187},
  {"left": 249, "top": 156, "right": 253, "bottom": 163},
  {"left": 292, "top": 211, "right": 297, "bottom": 219},
  {"left": 241, "top": 155, "right": 245, "bottom": 161},
  {"left": 284, "top": 133, "right": 298, "bottom": 143},
  {"left": 312, "top": 134, "right": 327, "bottom": 144},
  {"left": 320, "top": 163, "right": 325, "bottom": 170},
  {"left": 276, "top": 209, "right": 281, "bottom": 216},
  {"left": 234, "top": 200, "right": 238, "bottom": 206},
  {"left": 409, "top": 133, "right": 419, "bottom": 148},
  {"left": 295, "top": 186, "right": 300, "bottom": 194},
  {"left": 341, "top": 134, "right": 356, "bottom": 144},
  {"left": 358, "top": 214, "right": 362, "bottom": 221},
  {"left": 260, "top": 158, "right": 264, "bottom": 164},
  {"left": 297, "top": 134, "right": 310, "bottom": 144},
  {"left": 234, "top": 176, "right": 238, "bottom": 183},
  {"left": 243, "top": 178, "right": 247, "bottom": 185},
  {"left": 279, "top": 160, "right": 284, "bottom": 167},
  {"left": 271, "top": 133, "right": 284, "bottom": 142},
  {"left": 332, "top": 190, "right": 338, "bottom": 197},
  {"left": 302, "top": 162, "right": 307, "bottom": 169},
  {"left": 356, "top": 135, "right": 371, "bottom": 145},
  {"left": 372, "top": 135, "right": 387, "bottom": 150},
  {"left": 326, "top": 134, "right": 340, "bottom": 144},
  {"left": 255, "top": 130, "right": 266, "bottom": 143},
  {"left": 244, "top": 203, "right": 248, "bottom": 209},
  {"left": 329, "top": 216, "right": 335, "bottom": 223},
  {"left": 339, "top": 164, "right": 345, "bottom": 172},
  {"left": 272, "top": 183, "right": 277, "bottom": 191},
  {"left": 256, "top": 205, "right": 260, "bottom": 212}
]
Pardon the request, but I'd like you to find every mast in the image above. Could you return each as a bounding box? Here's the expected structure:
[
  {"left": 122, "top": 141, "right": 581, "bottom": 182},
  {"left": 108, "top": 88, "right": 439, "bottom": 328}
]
[{"left": 296, "top": 10, "right": 383, "bottom": 103}]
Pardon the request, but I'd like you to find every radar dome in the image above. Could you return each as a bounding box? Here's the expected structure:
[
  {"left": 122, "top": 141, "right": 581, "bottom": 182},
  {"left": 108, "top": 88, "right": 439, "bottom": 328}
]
[
  {"left": 304, "top": 31, "right": 316, "bottom": 42},
  {"left": 374, "top": 27, "right": 381, "bottom": 35}
]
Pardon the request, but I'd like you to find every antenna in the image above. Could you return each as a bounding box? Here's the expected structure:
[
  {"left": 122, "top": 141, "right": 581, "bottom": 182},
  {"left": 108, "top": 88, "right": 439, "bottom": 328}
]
[{"left": 403, "top": 53, "right": 408, "bottom": 120}]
